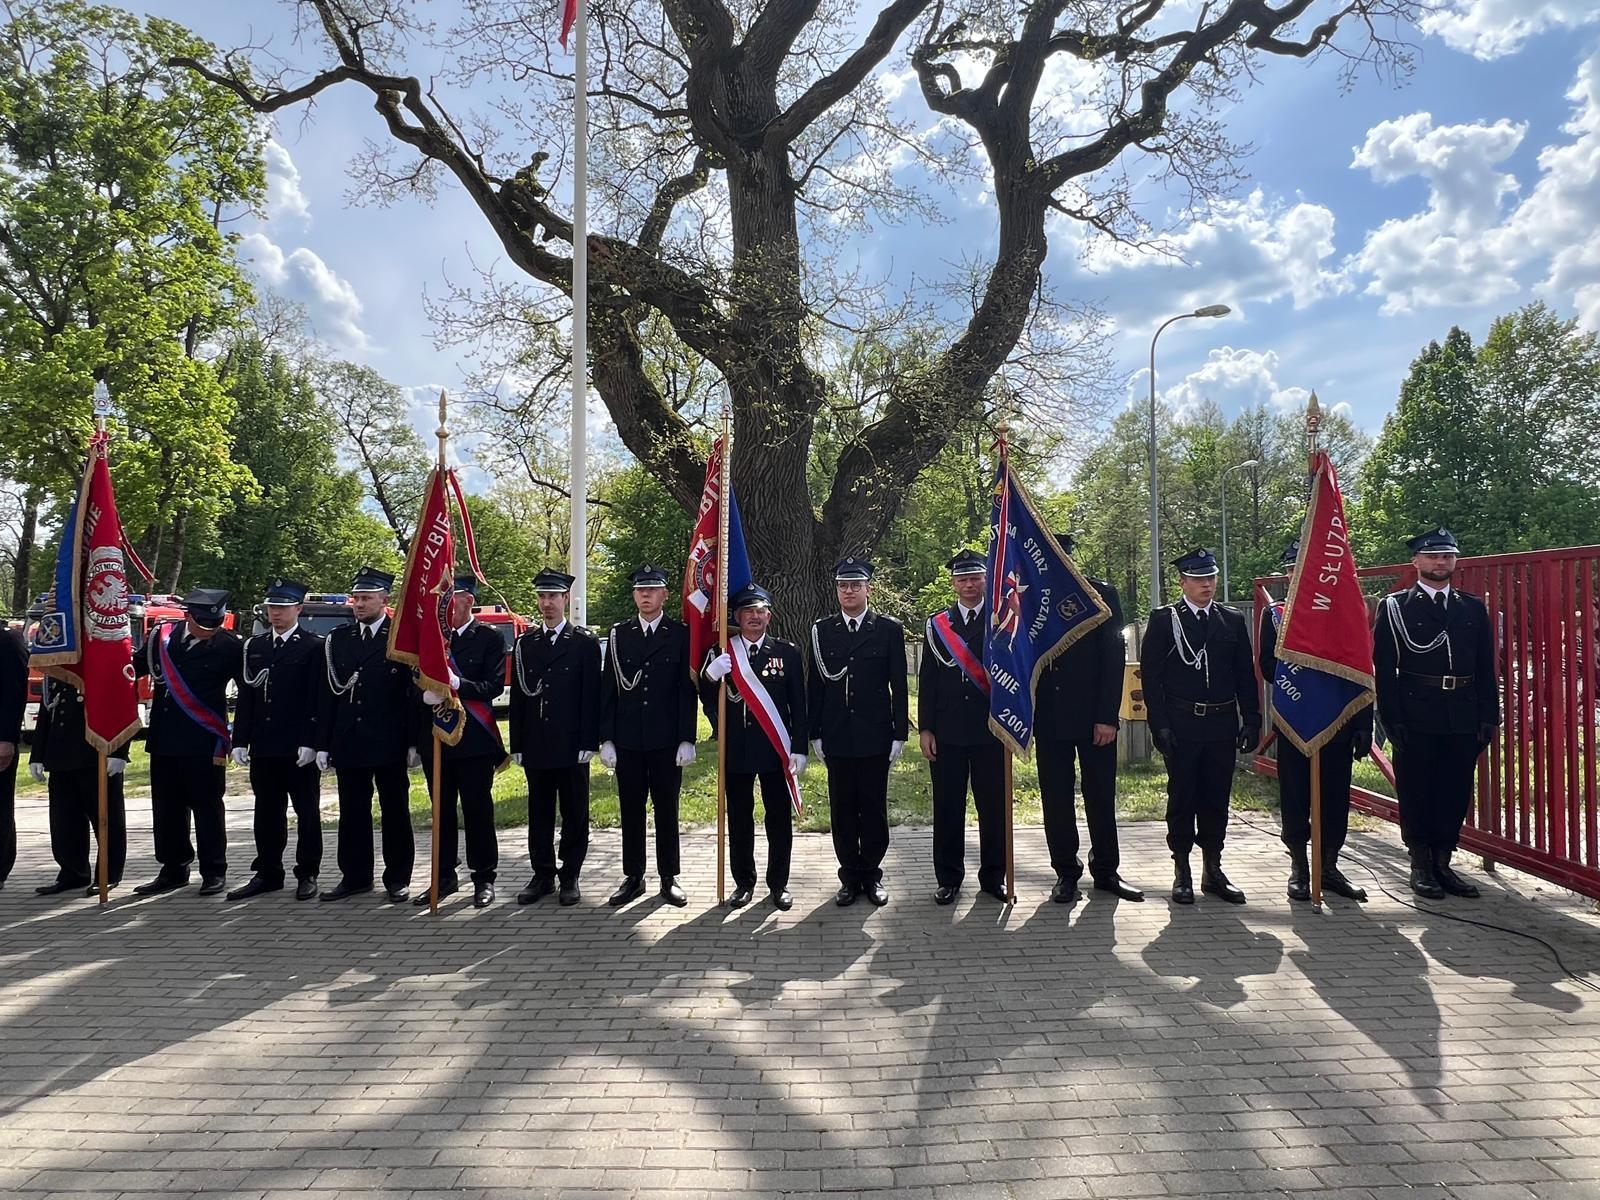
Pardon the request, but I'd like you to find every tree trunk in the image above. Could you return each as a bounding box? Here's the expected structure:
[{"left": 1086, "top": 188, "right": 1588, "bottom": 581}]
[
  {"left": 11, "top": 488, "right": 39, "bottom": 615},
  {"left": 164, "top": 508, "right": 187, "bottom": 593}
]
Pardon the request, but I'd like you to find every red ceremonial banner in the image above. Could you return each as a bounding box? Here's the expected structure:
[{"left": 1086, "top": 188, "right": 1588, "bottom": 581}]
[
  {"left": 683, "top": 438, "right": 726, "bottom": 680},
  {"left": 388, "top": 468, "right": 461, "bottom": 739},
  {"left": 1277, "top": 450, "right": 1376, "bottom": 692}
]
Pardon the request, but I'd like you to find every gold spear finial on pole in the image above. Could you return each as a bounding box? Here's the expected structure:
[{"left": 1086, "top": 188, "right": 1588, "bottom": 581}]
[{"left": 436, "top": 390, "right": 449, "bottom": 471}]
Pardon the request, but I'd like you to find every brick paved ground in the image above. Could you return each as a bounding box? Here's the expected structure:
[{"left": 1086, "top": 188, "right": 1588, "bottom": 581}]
[{"left": 3, "top": 786, "right": 1599, "bottom": 1200}]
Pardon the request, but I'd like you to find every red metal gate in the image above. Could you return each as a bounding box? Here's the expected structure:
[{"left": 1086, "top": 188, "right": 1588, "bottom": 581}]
[{"left": 1254, "top": 545, "right": 1600, "bottom": 901}]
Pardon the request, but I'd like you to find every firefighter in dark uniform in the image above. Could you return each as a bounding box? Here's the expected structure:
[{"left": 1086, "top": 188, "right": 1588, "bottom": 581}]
[
  {"left": 1258, "top": 541, "right": 1371, "bottom": 903},
  {"left": 318, "top": 566, "right": 418, "bottom": 903},
  {"left": 1373, "top": 527, "right": 1499, "bottom": 899},
  {"left": 1035, "top": 533, "right": 1143, "bottom": 903},
  {"left": 919, "top": 549, "right": 1006, "bottom": 905},
  {"left": 808, "top": 557, "right": 907, "bottom": 908},
  {"left": 417, "top": 576, "right": 508, "bottom": 908},
  {"left": 509, "top": 568, "right": 599, "bottom": 907},
  {"left": 228, "top": 578, "right": 325, "bottom": 901},
  {"left": 30, "top": 677, "right": 129, "bottom": 896},
  {"left": 133, "top": 588, "right": 244, "bottom": 896},
  {"left": 599, "top": 563, "right": 698, "bottom": 908},
  {"left": 0, "top": 622, "right": 23, "bottom": 890},
  {"left": 1140, "top": 549, "right": 1260, "bottom": 905},
  {"left": 701, "top": 583, "right": 808, "bottom": 911}
]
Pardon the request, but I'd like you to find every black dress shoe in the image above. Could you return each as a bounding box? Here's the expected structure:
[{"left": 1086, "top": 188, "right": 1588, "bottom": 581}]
[
  {"left": 1321, "top": 858, "right": 1366, "bottom": 902},
  {"left": 385, "top": 886, "right": 409, "bottom": 903},
  {"left": 1433, "top": 850, "right": 1480, "bottom": 898},
  {"left": 36, "top": 878, "right": 86, "bottom": 896},
  {"left": 84, "top": 883, "right": 118, "bottom": 897},
  {"left": 865, "top": 881, "right": 889, "bottom": 907},
  {"left": 414, "top": 879, "right": 461, "bottom": 905},
  {"left": 198, "top": 875, "right": 228, "bottom": 897},
  {"left": 834, "top": 884, "right": 858, "bottom": 907},
  {"left": 226, "top": 876, "right": 281, "bottom": 901},
  {"left": 979, "top": 882, "right": 1009, "bottom": 903},
  {"left": 134, "top": 874, "right": 189, "bottom": 896},
  {"left": 1200, "top": 852, "right": 1246, "bottom": 905},
  {"left": 320, "top": 880, "right": 372, "bottom": 901},
  {"left": 728, "top": 886, "right": 754, "bottom": 908},
  {"left": 659, "top": 878, "right": 688, "bottom": 907},
  {"left": 1171, "top": 856, "right": 1194, "bottom": 905},
  {"left": 517, "top": 876, "right": 556, "bottom": 904},
  {"left": 558, "top": 882, "right": 581, "bottom": 906},
  {"left": 1093, "top": 875, "right": 1145, "bottom": 901},
  {"left": 1408, "top": 848, "right": 1445, "bottom": 899},
  {"left": 608, "top": 876, "right": 645, "bottom": 906},
  {"left": 1051, "top": 876, "right": 1081, "bottom": 904},
  {"left": 1286, "top": 845, "right": 1311, "bottom": 903},
  {"left": 933, "top": 884, "right": 959, "bottom": 905},
  {"left": 770, "top": 889, "right": 793, "bottom": 911},
  {"left": 295, "top": 877, "right": 319, "bottom": 901},
  {"left": 472, "top": 882, "right": 495, "bottom": 908}
]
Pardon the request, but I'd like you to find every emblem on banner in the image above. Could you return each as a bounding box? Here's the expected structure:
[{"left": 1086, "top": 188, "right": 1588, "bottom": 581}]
[{"left": 86, "top": 545, "right": 130, "bottom": 642}]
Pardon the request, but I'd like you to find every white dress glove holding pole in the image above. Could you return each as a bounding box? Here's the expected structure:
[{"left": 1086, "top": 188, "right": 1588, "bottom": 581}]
[
  {"left": 704, "top": 652, "right": 733, "bottom": 682},
  {"left": 421, "top": 689, "right": 443, "bottom": 706}
]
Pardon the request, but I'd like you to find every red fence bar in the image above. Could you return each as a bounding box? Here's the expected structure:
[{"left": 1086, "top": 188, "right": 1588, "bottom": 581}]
[{"left": 1254, "top": 544, "right": 1600, "bottom": 901}]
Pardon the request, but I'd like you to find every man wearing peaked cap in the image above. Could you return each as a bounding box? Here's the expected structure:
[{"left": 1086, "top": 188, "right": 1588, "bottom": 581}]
[
  {"left": 1258, "top": 543, "right": 1371, "bottom": 904},
  {"left": 701, "top": 583, "right": 808, "bottom": 910},
  {"left": 228, "top": 579, "right": 325, "bottom": 902},
  {"left": 599, "top": 563, "right": 698, "bottom": 907},
  {"left": 510, "top": 568, "right": 600, "bottom": 907},
  {"left": 1139, "top": 548, "right": 1260, "bottom": 906},
  {"left": 318, "top": 565, "right": 417, "bottom": 903},
  {"left": 133, "top": 587, "right": 244, "bottom": 897},
  {"left": 809, "top": 556, "right": 907, "bottom": 907},
  {"left": 416, "top": 575, "right": 507, "bottom": 909},
  {"left": 1374, "top": 527, "right": 1499, "bottom": 899},
  {"left": 1034, "top": 533, "right": 1143, "bottom": 903},
  {"left": 0, "top": 621, "right": 23, "bottom": 893},
  {"left": 919, "top": 549, "right": 1007, "bottom": 905}
]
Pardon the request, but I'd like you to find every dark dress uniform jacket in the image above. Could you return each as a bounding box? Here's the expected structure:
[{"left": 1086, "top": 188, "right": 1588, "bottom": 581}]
[
  {"left": 0, "top": 626, "right": 24, "bottom": 746},
  {"left": 807, "top": 612, "right": 908, "bottom": 757},
  {"left": 435, "top": 621, "right": 506, "bottom": 761},
  {"left": 918, "top": 605, "right": 993, "bottom": 746},
  {"left": 600, "top": 616, "right": 697, "bottom": 752},
  {"left": 139, "top": 625, "right": 244, "bottom": 756},
  {"left": 1036, "top": 580, "right": 1124, "bottom": 738},
  {"left": 1139, "top": 602, "right": 1259, "bottom": 742},
  {"left": 32, "top": 679, "right": 131, "bottom": 770},
  {"left": 701, "top": 638, "right": 808, "bottom": 774},
  {"left": 234, "top": 627, "right": 323, "bottom": 756},
  {"left": 509, "top": 624, "right": 601, "bottom": 768},
  {"left": 1373, "top": 585, "right": 1498, "bottom": 736},
  {"left": 317, "top": 618, "right": 418, "bottom": 768}
]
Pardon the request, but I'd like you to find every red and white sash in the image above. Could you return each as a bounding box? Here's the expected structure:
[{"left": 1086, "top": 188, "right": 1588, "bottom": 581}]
[{"left": 729, "top": 638, "right": 803, "bottom": 816}]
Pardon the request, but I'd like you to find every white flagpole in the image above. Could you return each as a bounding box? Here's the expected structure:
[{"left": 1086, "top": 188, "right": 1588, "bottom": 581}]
[{"left": 568, "top": 0, "right": 589, "bottom": 625}]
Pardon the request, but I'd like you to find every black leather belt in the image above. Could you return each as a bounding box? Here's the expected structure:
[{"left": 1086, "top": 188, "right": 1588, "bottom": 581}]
[
  {"left": 1403, "top": 671, "right": 1474, "bottom": 691},
  {"left": 1189, "top": 700, "right": 1237, "bottom": 716}
]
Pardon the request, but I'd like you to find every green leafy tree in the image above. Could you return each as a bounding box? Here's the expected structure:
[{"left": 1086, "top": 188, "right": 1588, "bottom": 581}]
[
  {"left": 314, "top": 360, "right": 429, "bottom": 555},
  {"left": 0, "top": 0, "right": 264, "bottom": 605}
]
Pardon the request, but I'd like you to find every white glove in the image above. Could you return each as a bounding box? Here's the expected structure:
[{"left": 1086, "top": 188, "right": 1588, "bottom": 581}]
[
  {"left": 788, "top": 753, "right": 808, "bottom": 776},
  {"left": 295, "top": 746, "right": 316, "bottom": 768},
  {"left": 106, "top": 759, "right": 126, "bottom": 777},
  {"left": 599, "top": 741, "right": 617, "bottom": 769},
  {"left": 511, "top": 752, "right": 523, "bottom": 767},
  {"left": 421, "top": 689, "right": 443, "bottom": 706},
  {"left": 811, "top": 739, "right": 825, "bottom": 761},
  {"left": 29, "top": 763, "right": 45, "bottom": 782},
  {"left": 675, "top": 741, "right": 696, "bottom": 768},
  {"left": 889, "top": 739, "right": 905, "bottom": 763},
  {"left": 704, "top": 652, "right": 733, "bottom": 682},
  {"left": 577, "top": 750, "right": 594, "bottom": 764},
  {"left": 406, "top": 747, "right": 423, "bottom": 770},
  {"left": 230, "top": 747, "right": 250, "bottom": 767},
  {"left": 315, "top": 751, "right": 331, "bottom": 772},
  {"left": 448, "top": 671, "right": 460, "bottom": 690}
]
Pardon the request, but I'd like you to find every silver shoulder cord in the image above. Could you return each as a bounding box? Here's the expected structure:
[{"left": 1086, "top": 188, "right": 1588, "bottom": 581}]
[
  {"left": 513, "top": 634, "right": 544, "bottom": 698},
  {"left": 924, "top": 618, "right": 955, "bottom": 668},
  {"left": 1168, "top": 605, "right": 1210, "bottom": 688},
  {"left": 811, "top": 620, "right": 848, "bottom": 682},
  {"left": 609, "top": 626, "right": 643, "bottom": 692},
  {"left": 42, "top": 674, "right": 60, "bottom": 710},
  {"left": 242, "top": 634, "right": 271, "bottom": 692},
  {"left": 146, "top": 621, "right": 170, "bottom": 686},
  {"left": 324, "top": 631, "right": 359, "bottom": 697},
  {"left": 1383, "top": 593, "right": 1453, "bottom": 670}
]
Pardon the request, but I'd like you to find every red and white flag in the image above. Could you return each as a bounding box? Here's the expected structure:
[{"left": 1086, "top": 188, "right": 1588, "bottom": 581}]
[
  {"left": 388, "top": 468, "right": 463, "bottom": 743},
  {"left": 559, "top": 0, "right": 578, "bottom": 49}
]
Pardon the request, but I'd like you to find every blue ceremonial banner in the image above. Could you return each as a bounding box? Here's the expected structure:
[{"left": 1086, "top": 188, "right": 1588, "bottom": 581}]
[
  {"left": 1267, "top": 603, "right": 1370, "bottom": 754},
  {"left": 984, "top": 452, "right": 1111, "bottom": 757},
  {"left": 29, "top": 478, "right": 86, "bottom": 663}
]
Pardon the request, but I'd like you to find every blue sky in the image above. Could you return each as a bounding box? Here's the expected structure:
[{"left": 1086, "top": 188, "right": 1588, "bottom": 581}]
[{"left": 132, "top": 0, "right": 1600, "bottom": 453}]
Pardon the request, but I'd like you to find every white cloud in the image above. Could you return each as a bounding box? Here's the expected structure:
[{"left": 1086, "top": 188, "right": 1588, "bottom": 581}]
[
  {"left": 1083, "top": 189, "right": 1350, "bottom": 314},
  {"left": 242, "top": 232, "right": 369, "bottom": 351},
  {"left": 1147, "top": 346, "right": 1311, "bottom": 422},
  {"left": 1421, "top": 0, "right": 1600, "bottom": 60},
  {"left": 263, "top": 137, "right": 311, "bottom": 224},
  {"left": 1347, "top": 112, "right": 1527, "bottom": 313}
]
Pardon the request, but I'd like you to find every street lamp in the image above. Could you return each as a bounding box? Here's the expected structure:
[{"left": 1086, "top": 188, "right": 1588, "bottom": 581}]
[
  {"left": 1148, "top": 304, "right": 1230, "bottom": 604},
  {"left": 1219, "top": 458, "right": 1259, "bottom": 603}
]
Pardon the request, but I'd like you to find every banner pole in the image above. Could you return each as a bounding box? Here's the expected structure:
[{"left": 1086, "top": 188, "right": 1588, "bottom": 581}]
[
  {"left": 96, "top": 750, "right": 109, "bottom": 904},
  {"left": 1310, "top": 749, "right": 1324, "bottom": 910},
  {"left": 715, "top": 407, "right": 731, "bottom": 904},
  {"left": 431, "top": 390, "right": 449, "bottom": 915},
  {"left": 1004, "top": 748, "right": 1015, "bottom": 905}
]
